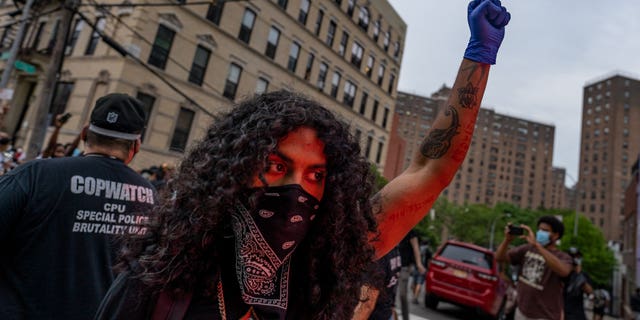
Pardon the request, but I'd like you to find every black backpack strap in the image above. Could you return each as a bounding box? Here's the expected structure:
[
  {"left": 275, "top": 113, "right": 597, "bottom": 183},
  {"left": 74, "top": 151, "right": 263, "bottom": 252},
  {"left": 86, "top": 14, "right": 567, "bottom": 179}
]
[{"left": 152, "top": 290, "right": 193, "bottom": 320}]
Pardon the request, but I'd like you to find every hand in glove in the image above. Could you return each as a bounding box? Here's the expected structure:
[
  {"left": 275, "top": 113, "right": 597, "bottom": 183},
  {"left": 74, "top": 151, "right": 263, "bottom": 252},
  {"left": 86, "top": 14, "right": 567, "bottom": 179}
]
[{"left": 464, "top": 0, "right": 511, "bottom": 65}]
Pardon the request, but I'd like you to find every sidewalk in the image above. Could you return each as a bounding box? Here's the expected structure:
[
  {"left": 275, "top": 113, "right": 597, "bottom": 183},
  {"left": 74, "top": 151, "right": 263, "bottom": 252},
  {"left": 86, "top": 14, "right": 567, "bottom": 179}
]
[{"left": 585, "top": 309, "right": 621, "bottom": 320}]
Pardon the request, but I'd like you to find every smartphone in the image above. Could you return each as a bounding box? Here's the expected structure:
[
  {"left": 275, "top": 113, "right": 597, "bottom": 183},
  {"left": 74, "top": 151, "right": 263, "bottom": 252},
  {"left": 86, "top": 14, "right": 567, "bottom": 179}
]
[
  {"left": 508, "top": 225, "right": 524, "bottom": 235},
  {"left": 59, "top": 112, "right": 72, "bottom": 124}
]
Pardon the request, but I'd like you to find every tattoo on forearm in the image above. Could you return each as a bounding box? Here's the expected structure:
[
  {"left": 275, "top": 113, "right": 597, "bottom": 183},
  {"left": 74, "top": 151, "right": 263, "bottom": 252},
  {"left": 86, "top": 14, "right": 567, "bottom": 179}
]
[
  {"left": 420, "top": 106, "right": 460, "bottom": 159},
  {"left": 386, "top": 196, "right": 436, "bottom": 223},
  {"left": 457, "top": 82, "right": 478, "bottom": 109}
]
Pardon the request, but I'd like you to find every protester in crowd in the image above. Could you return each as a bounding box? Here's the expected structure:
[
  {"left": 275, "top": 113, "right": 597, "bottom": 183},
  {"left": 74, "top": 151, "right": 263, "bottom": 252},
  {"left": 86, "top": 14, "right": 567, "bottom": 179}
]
[
  {"left": 352, "top": 246, "right": 402, "bottom": 320},
  {"left": 564, "top": 247, "right": 593, "bottom": 320},
  {"left": 593, "top": 286, "right": 611, "bottom": 320},
  {"left": 95, "top": 1, "right": 511, "bottom": 318},
  {"left": 412, "top": 239, "right": 432, "bottom": 304},
  {"left": 397, "top": 230, "right": 426, "bottom": 319},
  {"left": 496, "top": 216, "right": 573, "bottom": 320},
  {"left": 41, "top": 112, "right": 72, "bottom": 158},
  {"left": 0, "top": 93, "right": 156, "bottom": 319}
]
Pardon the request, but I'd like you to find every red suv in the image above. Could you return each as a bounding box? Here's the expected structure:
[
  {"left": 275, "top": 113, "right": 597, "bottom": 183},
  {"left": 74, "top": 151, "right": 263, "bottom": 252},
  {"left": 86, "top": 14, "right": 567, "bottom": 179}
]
[{"left": 425, "top": 240, "right": 508, "bottom": 319}]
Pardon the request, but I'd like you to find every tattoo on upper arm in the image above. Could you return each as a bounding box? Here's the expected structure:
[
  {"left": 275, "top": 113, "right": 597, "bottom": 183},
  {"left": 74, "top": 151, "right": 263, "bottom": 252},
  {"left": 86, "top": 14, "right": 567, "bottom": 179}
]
[{"left": 420, "top": 106, "right": 460, "bottom": 159}]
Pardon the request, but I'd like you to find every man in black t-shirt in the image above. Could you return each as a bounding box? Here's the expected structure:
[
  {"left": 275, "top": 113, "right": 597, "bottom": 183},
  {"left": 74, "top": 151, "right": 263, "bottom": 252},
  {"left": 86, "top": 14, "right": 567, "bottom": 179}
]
[
  {"left": 0, "top": 94, "right": 156, "bottom": 320},
  {"left": 563, "top": 247, "right": 593, "bottom": 320},
  {"left": 397, "top": 229, "right": 426, "bottom": 320}
]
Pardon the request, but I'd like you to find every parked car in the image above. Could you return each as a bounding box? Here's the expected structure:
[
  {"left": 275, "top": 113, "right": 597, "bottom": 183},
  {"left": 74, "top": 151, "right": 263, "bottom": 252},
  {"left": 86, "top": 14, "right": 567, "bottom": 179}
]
[{"left": 425, "top": 240, "right": 509, "bottom": 319}]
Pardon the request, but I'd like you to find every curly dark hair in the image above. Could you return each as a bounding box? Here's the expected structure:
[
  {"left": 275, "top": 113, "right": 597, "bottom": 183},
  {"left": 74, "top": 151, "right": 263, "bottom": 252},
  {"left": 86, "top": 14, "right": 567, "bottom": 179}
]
[{"left": 119, "top": 90, "right": 379, "bottom": 318}]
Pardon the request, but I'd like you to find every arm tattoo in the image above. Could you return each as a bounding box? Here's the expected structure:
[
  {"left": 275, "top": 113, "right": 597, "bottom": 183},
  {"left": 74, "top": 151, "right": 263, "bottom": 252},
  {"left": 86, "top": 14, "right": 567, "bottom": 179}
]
[
  {"left": 420, "top": 106, "right": 460, "bottom": 159},
  {"left": 457, "top": 82, "right": 478, "bottom": 109}
]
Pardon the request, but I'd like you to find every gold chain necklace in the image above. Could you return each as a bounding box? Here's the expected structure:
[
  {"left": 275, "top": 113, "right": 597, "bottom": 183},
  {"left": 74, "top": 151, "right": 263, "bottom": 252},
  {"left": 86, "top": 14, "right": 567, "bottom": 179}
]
[
  {"left": 217, "top": 279, "right": 257, "bottom": 320},
  {"left": 217, "top": 279, "right": 227, "bottom": 320}
]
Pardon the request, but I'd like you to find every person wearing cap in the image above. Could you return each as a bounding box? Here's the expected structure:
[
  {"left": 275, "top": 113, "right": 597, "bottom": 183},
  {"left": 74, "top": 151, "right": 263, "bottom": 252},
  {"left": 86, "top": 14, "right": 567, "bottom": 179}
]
[
  {"left": 563, "top": 247, "right": 593, "bottom": 320},
  {"left": 0, "top": 93, "right": 157, "bottom": 320}
]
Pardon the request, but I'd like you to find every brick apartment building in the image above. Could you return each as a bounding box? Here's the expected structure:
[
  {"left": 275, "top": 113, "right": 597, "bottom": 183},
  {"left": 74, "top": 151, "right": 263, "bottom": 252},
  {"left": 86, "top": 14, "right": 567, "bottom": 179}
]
[
  {"left": 576, "top": 73, "right": 640, "bottom": 241},
  {"left": 392, "top": 90, "right": 568, "bottom": 210},
  {"left": 0, "top": 0, "right": 406, "bottom": 171}
]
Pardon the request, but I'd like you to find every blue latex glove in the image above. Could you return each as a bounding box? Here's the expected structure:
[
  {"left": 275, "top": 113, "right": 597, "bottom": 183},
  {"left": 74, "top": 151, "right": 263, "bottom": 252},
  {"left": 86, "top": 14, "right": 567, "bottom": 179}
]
[{"left": 464, "top": 0, "right": 511, "bottom": 65}]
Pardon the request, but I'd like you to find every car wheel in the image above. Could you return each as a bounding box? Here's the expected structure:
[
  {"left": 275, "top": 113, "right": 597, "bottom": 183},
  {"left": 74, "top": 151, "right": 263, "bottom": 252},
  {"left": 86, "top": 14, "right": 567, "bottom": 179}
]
[{"left": 424, "top": 293, "right": 439, "bottom": 310}]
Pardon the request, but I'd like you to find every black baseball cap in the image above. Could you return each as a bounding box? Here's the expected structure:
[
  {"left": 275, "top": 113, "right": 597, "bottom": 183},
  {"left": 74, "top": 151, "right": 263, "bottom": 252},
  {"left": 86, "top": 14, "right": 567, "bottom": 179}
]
[{"left": 88, "top": 93, "right": 146, "bottom": 140}]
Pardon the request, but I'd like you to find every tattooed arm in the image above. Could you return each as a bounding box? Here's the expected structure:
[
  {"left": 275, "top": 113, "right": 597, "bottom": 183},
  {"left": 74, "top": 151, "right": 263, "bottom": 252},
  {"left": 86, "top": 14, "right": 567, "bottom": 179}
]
[
  {"left": 371, "top": 0, "right": 511, "bottom": 258},
  {"left": 372, "top": 60, "right": 489, "bottom": 258}
]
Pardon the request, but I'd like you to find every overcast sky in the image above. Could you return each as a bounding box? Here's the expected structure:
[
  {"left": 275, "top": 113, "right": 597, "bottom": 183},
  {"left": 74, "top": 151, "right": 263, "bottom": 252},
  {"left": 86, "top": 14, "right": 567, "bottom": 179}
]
[{"left": 387, "top": 0, "right": 640, "bottom": 187}]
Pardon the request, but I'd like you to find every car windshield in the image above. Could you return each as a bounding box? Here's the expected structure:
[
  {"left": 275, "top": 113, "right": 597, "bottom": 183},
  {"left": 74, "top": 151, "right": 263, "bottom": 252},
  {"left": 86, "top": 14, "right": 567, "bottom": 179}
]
[{"left": 439, "top": 244, "right": 493, "bottom": 269}]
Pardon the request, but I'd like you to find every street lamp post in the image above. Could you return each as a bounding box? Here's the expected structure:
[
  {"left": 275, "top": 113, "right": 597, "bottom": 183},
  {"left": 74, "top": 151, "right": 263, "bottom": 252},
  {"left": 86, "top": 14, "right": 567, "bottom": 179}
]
[{"left": 489, "top": 212, "right": 511, "bottom": 251}]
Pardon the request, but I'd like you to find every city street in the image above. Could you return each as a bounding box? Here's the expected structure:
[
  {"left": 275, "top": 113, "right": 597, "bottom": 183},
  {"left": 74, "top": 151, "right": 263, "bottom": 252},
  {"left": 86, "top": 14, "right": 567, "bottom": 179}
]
[
  {"left": 407, "top": 301, "right": 476, "bottom": 320},
  {"left": 399, "top": 295, "right": 478, "bottom": 320}
]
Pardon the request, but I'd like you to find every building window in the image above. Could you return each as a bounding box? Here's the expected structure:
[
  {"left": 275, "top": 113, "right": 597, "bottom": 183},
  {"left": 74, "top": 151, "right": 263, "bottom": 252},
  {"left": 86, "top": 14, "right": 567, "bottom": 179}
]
[
  {"left": 314, "top": 9, "right": 324, "bottom": 36},
  {"left": 376, "top": 141, "right": 383, "bottom": 164},
  {"left": 383, "top": 30, "right": 390, "bottom": 51},
  {"left": 1, "top": 26, "right": 16, "bottom": 49},
  {"left": 377, "top": 64, "right": 385, "bottom": 86},
  {"left": 65, "top": 19, "right": 84, "bottom": 55},
  {"left": 148, "top": 24, "right": 175, "bottom": 69},
  {"left": 359, "top": 92, "right": 368, "bottom": 115},
  {"left": 298, "top": 0, "right": 310, "bottom": 24},
  {"left": 388, "top": 73, "right": 395, "bottom": 94},
  {"left": 206, "top": 1, "right": 225, "bottom": 25},
  {"left": 343, "top": 80, "right": 357, "bottom": 107},
  {"left": 287, "top": 42, "right": 301, "bottom": 72},
  {"left": 265, "top": 26, "right": 280, "bottom": 59},
  {"left": 373, "top": 19, "right": 380, "bottom": 42},
  {"left": 317, "top": 62, "right": 328, "bottom": 90},
  {"left": 382, "top": 106, "right": 389, "bottom": 128},
  {"left": 277, "top": 0, "right": 288, "bottom": 9},
  {"left": 170, "top": 108, "right": 195, "bottom": 152},
  {"left": 188, "top": 45, "right": 211, "bottom": 86},
  {"left": 338, "top": 31, "right": 349, "bottom": 56},
  {"left": 256, "top": 77, "right": 269, "bottom": 94},
  {"left": 350, "top": 42, "right": 363, "bottom": 68},
  {"left": 365, "top": 136, "right": 373, "bottom": 157},
  {"left": 46, "top": 20, "right": 61, "bottom": 54},
  {"left": 371, "top": 99, "right": 379, "bottom": 122},
  {"left": 223, "top": 63, "right": 242, "bottom": 100},
  {"left": 85, "top": 17, "right": 105, "bottom": 55},
  {"left": 347, "top": 0, "right": 355, "bottom": 16},
  {"left": 326, "top": 20, "right": 337, "bottom": 47},
  {"left": 304, "top": 52, "right": 314, "bottom": 81},
  {"left": 136, "top": 92, "right": 155, "bottom": 142},
  {"left": 49, "top": 81, "right": 74, "bottom": 115},
  {"left": 32, "top": 21, "right": 46, "bottom": 49},
  {"left": 393, "top": 40, "right": 401, "bottom": 58},
  {"left": 358, "top": 6, "right": 370, "bottom": 31},
  {"left": 365, "top": 55, "right": 374, "bottom": 78},
  {"left": 238, "top": 9, "right": 256, "bottom": 44},
  {"left": 330, "top": 71, "right": 341, "bottom": 98}
]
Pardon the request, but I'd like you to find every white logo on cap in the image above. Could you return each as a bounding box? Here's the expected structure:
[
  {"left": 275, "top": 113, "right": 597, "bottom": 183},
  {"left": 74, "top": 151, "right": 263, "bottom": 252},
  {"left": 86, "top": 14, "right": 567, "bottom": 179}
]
[{"left": 106, "top": 112, "right": 119, "bottom": 123}]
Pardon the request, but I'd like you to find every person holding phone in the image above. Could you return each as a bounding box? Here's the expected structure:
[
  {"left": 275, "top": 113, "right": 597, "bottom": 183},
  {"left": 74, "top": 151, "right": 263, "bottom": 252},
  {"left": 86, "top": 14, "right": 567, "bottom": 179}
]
[
  {"left": 41, "top": 112, "right": 73, "bottom": 158},
  {"left": 495, "top": 216, "right": 573, "bottom": 320}
]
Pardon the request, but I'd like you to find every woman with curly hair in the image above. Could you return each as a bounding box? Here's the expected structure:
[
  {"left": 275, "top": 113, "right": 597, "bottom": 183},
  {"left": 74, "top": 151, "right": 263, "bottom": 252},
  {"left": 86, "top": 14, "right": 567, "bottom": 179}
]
[{"left": 96, "top": 1, "right": 510, "bottom": 318}]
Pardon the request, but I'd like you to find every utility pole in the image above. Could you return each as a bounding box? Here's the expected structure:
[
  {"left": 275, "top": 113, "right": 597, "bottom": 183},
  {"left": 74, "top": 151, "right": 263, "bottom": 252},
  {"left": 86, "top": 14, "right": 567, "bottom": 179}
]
[
  {"left": 0, "top": 0, "right": 37, "bottom": 92},
  {"left": 25, "top": 0, "right": 77, "bottom": 159}
]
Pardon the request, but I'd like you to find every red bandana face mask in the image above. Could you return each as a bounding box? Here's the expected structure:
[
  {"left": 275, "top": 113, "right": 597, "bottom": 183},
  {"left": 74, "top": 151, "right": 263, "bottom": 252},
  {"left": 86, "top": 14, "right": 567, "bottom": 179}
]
[{"left": 231, "top": 184, "right": 320, "bottom": 313}]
